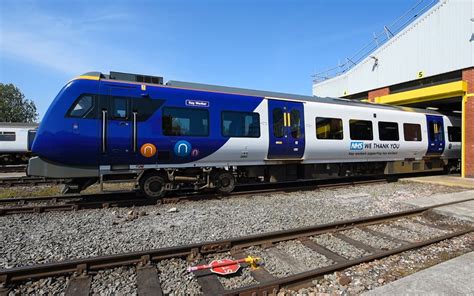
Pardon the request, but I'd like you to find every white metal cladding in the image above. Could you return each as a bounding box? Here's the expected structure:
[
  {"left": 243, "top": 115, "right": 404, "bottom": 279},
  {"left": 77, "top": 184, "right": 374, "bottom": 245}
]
[
  {"left": 312, "top": 0, "right": 474, "bottom": 98},
  {"left": 0, "top": 126, "right": 31, "bottom": 153}
]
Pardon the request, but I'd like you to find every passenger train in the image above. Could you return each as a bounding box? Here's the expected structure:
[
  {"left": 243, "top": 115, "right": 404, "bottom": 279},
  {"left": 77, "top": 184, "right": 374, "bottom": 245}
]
[
  {"left": 0, "top": 122, "right": 37, "bottom": 165},
  {"left": 28, "top": 71, "right": 461, "bottom": 197}
]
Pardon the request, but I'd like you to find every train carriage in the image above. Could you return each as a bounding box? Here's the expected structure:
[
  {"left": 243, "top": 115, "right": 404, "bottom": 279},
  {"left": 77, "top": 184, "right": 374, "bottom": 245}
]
[
  {"left": 0, "top": 122, "right": 37, "bottom": 165},
  {"left": 28, "top": 71, "right": 461, "bottom": 197}
]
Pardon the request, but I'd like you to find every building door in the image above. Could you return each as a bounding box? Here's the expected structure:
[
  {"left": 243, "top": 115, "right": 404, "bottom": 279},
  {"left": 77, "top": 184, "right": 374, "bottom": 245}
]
[{"left": 267, "top": 99, "right": 305, "bottom": 159}]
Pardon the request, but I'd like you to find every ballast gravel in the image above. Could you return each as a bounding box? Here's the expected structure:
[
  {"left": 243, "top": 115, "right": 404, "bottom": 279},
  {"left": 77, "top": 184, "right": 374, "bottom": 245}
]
[
  {"left": 341, "top": 228, "right": 400, "bottom": 250},
  {"left": 311, "top": 233, "right": 369, "bottom": 259},
  {"left": 0, "top": 182, "right": 468, "bottom": 294},
  {"left": 8, "top": 276, "right": 68, "bottom": 295},
  {"left": 90, "top": 266, "right": 137, "bottom": 295},
  {"left": 156, "top": 258, "right": 201, "bottom": 295},
  {"left": 246, "top": 240, "right": 333, "bottom": 278}
]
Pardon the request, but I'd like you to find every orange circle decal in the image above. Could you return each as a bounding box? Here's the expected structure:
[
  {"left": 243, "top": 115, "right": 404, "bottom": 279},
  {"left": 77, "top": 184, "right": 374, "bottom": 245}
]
[{"left": 140, "top": 143, "right": 157, "bottom": 158}]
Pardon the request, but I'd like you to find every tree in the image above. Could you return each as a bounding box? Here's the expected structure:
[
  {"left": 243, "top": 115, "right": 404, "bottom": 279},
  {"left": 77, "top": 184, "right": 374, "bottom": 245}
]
[{"left": 0, "top": 83, "right": 38, "bottom": 123}]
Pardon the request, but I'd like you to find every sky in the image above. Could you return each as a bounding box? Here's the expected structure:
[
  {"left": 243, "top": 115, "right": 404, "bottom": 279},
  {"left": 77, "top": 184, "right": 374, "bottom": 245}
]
[{"left": 0, "top": 0, "right": 435, "bottom": 120}]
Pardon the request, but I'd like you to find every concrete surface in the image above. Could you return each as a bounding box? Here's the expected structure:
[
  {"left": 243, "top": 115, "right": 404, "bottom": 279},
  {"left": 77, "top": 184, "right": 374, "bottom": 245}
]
[
  {"left": 404, "top": 190, "right": 474, "bottom": 222},
  {"left": 363, "top": 252, "right": 474, "bottom": 296},
  {"left": 401, "top": 174, "right": 474, "bottom": 189}
]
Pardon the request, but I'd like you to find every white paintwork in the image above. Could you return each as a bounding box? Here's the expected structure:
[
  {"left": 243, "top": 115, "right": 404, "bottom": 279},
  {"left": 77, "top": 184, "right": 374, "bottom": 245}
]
[
  {"left": 194, "top": 100, "right": 270, "bottom": 166},
  {"left": 302, "top": 102, "right": 429, "bottom": 163},
  {"left": 0, "top": 126, "right": 32, "bottom": 153},
  {"left": 443, "top": 116, "right": 462, "bottom": 159},
  {"left": 312, "top": 0, "right": 474, "bottom": 98}
]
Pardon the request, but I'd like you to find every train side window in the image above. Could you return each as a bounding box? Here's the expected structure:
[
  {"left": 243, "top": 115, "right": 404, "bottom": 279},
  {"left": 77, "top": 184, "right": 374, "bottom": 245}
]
[
  {"left": 316, "top": 117, "right": 343, "bottom": 140},
  {"left": 448, "top": 126, "right": 461, "bottom": 142},
  {"left": 162, "top": 107, "right": 209, "bottom": 136},
  {"left": 349, "top": 119, "right": 373, "bottom": 140},
  {"left": 68, "top": 95, "right": 93, "bottom": 118},
  {"left": 221, "top": 111, "right": 260, "bottom": 138},
  {"left": 112, "top": 97, "right": 128, "bottom": 119},
  {"left": 404, "top": 123, "right": 422, "bottom": 141},
  {"left": 0, "top": 131, "right": 16, "bottom": 141},
  {"left": 378, "top": 121, "right": 399, "bottom": 141},
  {"left": 290, "top": 109, "right": 301, "bottom": 139}
]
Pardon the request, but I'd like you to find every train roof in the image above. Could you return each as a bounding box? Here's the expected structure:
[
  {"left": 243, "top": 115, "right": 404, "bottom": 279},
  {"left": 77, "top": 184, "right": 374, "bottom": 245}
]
[
  {"left": 0, "top": 122, "right": 38, "bottom": 128},
  {"left": 79, "top": 71, "right": 441, "bottom": 115}
]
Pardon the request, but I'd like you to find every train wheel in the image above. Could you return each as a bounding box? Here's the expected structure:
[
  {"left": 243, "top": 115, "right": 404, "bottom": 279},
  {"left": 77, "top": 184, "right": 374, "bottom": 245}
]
[
  {"left": 214, "top": 171, "right": 235, "bottom": 194},
  {"left": 140, "top": 173, "right": 166, "bottom": 198}
]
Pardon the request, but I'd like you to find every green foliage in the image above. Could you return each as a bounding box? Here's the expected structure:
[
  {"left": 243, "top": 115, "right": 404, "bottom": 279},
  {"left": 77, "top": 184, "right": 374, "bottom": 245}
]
[{"left": 0, "top": 83, "right": 38, "bottom": 123}]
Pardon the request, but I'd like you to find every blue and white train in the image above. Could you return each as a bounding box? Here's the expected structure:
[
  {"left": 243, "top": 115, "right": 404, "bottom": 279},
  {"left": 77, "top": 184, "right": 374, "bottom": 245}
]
[{"left": 28, "top": 71, "right": 461, "bottom": 197}]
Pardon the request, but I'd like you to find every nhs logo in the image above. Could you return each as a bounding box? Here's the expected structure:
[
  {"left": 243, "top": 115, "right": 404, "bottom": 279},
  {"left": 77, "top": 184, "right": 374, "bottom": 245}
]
[{"left": 350, "top": 142, "right": 364, "bottom": 150}]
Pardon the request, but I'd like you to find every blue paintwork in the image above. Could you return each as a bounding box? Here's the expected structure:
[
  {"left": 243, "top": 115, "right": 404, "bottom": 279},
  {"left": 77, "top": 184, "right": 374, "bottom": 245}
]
[
  {"left": 267, "top": 99, "right": 305, "bottom": 159},
  {"left": 426, "top": 114, "right": 445, "bottom": 155},
  {"left": 32, "top": 79, "right": 263, "bottom": 167}
]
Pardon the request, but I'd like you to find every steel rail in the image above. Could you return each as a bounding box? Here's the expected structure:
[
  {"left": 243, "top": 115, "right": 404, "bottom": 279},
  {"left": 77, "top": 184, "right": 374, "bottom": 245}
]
[{"left": 1, "top": 198, "right": 472, "bottom": 286}]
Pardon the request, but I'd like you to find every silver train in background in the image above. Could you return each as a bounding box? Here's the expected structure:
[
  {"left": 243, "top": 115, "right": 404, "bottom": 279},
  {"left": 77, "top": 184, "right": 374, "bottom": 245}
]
[{"left": 0, "top": 122, "right": 38, "bottom": 165}]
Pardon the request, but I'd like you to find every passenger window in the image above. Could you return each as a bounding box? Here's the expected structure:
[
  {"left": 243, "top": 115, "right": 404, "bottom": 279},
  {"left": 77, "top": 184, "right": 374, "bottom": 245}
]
[
  {"left": 378, "top": 121, "right": 399, "bottom": 141},
  {"left": 290, "top": 109, "right": 301, "bottom": 139},
  {"left": 113, "top": 97, "right": 128, "bottom": 119},
  {"left": 404, "top": 123, "right": 422, "bottom": 141},
  {"left": 273, "top": 108, "right": 284, "bottom": 138},
  {"left": 349, "top": 120, "right": 373, "bottom": 140},
  {"left": 0, "top": 131, "right": 16, "bottom": 141},
  {"left": 222, "top": 111, "right": 260, "bottom": 138},
  {"left": 448, "top": 126, "right": 461, "bottom": 142},
  {"left": 162, "top": 107, "right": 209, "bottom": 136},
  {"left": 429, "top": 122, "right": 443, "bottom": 142},
  {"left": 316, "top": 117, "right": 343, "bottom": 140},
  {"left": 69, "top": 95, "right": 93, "bottom": 118}
]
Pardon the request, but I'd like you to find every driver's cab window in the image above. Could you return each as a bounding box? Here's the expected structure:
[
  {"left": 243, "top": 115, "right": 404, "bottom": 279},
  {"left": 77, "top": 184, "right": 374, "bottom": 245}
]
[{"left": 69, "top": 95, "right": 93, "bottom": 118}]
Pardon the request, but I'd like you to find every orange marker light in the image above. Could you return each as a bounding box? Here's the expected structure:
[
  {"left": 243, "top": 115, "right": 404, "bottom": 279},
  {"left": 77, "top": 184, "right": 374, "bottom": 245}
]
[{"left": 140, "top": 143, "right": 157, "bottom": 158}]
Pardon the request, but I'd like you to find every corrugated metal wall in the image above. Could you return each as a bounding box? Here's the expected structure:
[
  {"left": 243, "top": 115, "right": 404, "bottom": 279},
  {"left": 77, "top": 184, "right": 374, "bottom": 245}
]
[{"left": 312, "top": 0, "right": 474, "bottom": 98}]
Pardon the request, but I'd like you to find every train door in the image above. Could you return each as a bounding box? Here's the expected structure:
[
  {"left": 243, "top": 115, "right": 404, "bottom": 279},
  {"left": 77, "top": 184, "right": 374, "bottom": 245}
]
[
  {"left": 426, "top": 115, "right": 445, "bottom": 155},
  {"left": 100, "top": 86, "right": 139, "bottom": 166},
  {"left": 267, "top": 99, "right": 305, "bottom": 159}
]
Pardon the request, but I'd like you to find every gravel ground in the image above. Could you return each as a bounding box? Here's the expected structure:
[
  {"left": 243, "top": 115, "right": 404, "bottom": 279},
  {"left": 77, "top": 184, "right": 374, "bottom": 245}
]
[
  {"left": 311, "top": 234, "right": 369, "bottom": 259},
  {"left": 90, "top": 267, "right": 137, "bottom": 295},
  {"left": 341, "top": 228, "right": 401, "bottom": 250},
  {"left": 246, "top": 240, "right": 333, "bottom": 278},
  {"left": 281, "top": 232, "right": 474, "bottom": 295},
  {"left": 0, "top": 182, "right": 464, "bottom": 270},
  {"left": 156, "top": 258, "right": 201, "bottom": 295},
  {"left": 8, "top": 277, "right": 68, "bottom": 295}
]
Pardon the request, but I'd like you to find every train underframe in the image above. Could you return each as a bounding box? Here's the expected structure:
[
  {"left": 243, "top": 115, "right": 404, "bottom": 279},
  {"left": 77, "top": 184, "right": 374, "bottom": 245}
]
[
  {"left": 61, "top": 157, "right": 460, "bottom": 198},
  {"left": 0, "top": 153, "right": 31, "bottom": 165}
]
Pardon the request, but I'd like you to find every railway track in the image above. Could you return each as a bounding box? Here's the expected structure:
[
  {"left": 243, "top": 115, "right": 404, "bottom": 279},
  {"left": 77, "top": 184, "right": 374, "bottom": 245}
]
[
  {"left": 0, "top": 178, "right": 388, "bottom": 216},
  {"left": 0, "top": 176, "right": 66, "bottom": 187},
  {"left": 0, "top": 165, "right": 27, "bottom": 173},
  {"left": 0, "top": 199, "right": 472, "bottom": 295}
]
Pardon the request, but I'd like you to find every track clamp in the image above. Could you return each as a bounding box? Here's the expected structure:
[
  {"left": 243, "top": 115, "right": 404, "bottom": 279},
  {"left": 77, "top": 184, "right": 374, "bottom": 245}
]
[
  {"left": 138, "top": 255, "right": 152, "bottom": 267},
  {"left": 187, "top": 248, "right": 202, "bottom": 262},
  {"left": 201, "top": 242, "right": 231, "bottom": 253},
  {"left": 75, "top": 263, "right": 88, "bottom": 277}
]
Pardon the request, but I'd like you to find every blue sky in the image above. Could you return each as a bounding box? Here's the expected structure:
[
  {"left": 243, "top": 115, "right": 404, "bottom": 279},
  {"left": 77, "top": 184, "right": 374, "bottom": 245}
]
[{"left": 0, "top": 0, "right": 433, "bottom": 119}]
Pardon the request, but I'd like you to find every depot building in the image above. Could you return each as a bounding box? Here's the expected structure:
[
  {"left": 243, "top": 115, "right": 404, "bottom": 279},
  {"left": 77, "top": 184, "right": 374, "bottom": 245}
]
[{"left": 312, "top": 0, "right": 474, "bottom": 178}]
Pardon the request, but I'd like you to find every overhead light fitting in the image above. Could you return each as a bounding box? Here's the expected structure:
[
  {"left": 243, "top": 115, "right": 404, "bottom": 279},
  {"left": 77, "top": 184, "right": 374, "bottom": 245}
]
[{"left": 426, "top": 107, "right": 439, "bottom": 110}]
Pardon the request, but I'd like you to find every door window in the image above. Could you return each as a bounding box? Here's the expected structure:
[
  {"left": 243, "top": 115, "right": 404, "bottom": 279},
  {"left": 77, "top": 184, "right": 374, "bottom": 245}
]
[
  {"left": 272, "top": 108, "right": 284, "bottom": 138},
  {"left": 290, "top": 109, "right": 301, "bottom": 138},
  {"left": 112, "top": 97, "right": 128, "bottom": 119},
  {"left": 429, "top": 121, "right": 443, "bottom": 142}
]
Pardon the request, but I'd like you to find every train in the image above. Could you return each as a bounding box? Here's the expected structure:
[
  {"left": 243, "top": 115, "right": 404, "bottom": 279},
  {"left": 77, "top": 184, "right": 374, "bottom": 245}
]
[
  {"left": 28, "top": 71, "right": 461, "bottom": 197},
  {"left": 0, "top": 122, "right": 38, "bottom": 165}
]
